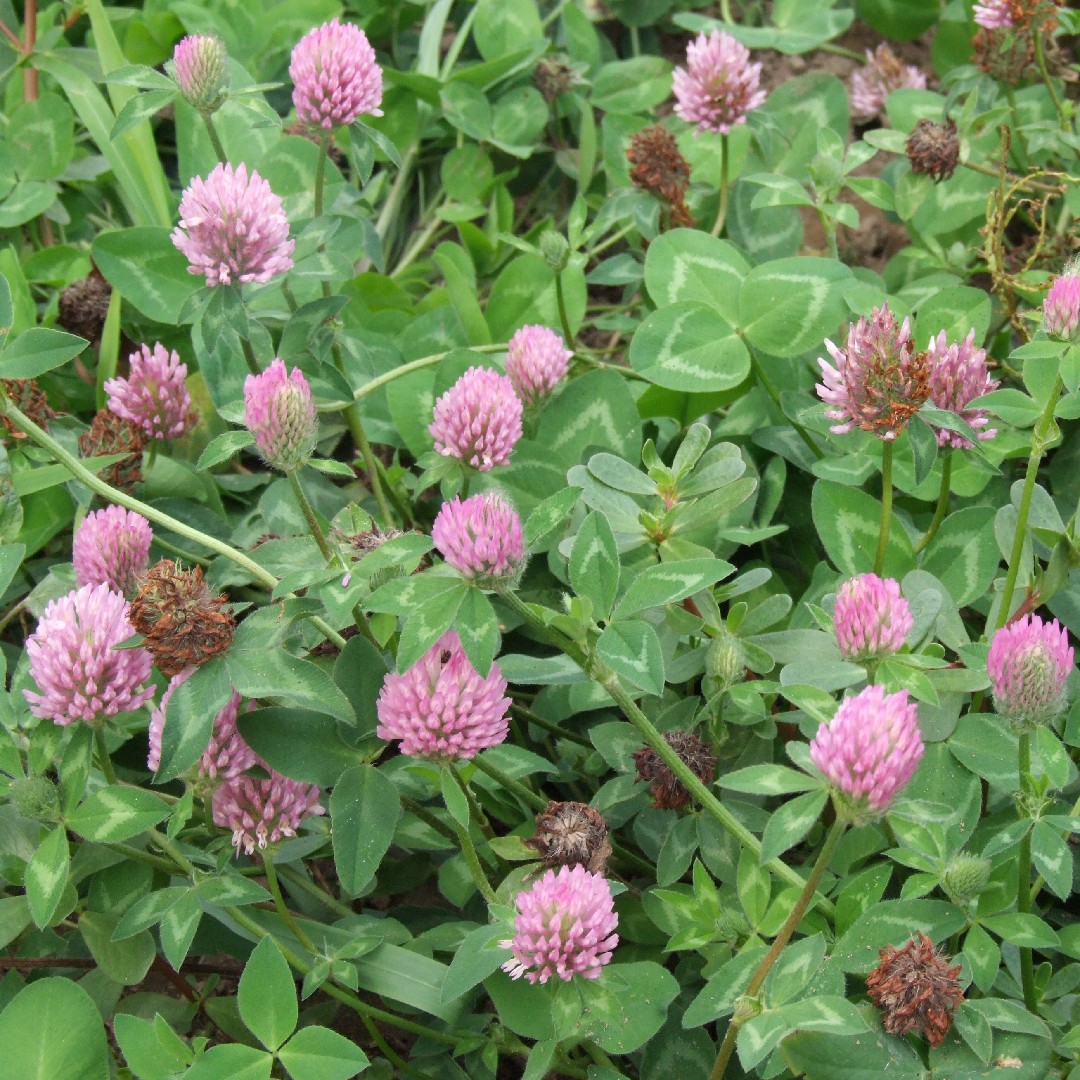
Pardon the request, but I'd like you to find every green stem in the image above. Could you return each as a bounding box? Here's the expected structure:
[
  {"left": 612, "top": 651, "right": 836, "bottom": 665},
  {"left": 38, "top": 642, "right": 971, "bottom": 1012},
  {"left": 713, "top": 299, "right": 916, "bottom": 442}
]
[
  {"left": 555, "top": 270, "right": 574, "bottom": 346},
  {"left": 400, "top": 794, "right": 461, "bottom": 847},
  {"left": 314, "top": 131, "right": 330, "bottom": 219},
  {"left": 151, "top": 534, "right": 212, "bottom": 568},
  {"left": 510, "top": 704, "right": 592, "bottom": 747},
  {"left": 450, "top": 762, "right": 493, "bottom": 839},
  {"left": 201, "top": 111, "right": 228, "bottom": 165},
  {"left": 914, "top": 451, "right": 952, "bottom": 555},
  {"left": 1004, "top": 85, "right": 1029, "bottom": 168},
  {"left": 1034, "top": 33, "right": 1066, "bottom": 129},
  {"left": 709, "top": 819, "right": 846, "bottom": 1080},
  {"left": 263, "top": 854, "right": 317, "bottom": 953},
  {"left": 1016, "top": 734, "right": 1037, "bottom": 1012},
  {"left": 993, "top": 378, "right": 1062, "bottom": 630},
  {"left": 94, "top": 726, "right": 118, "bottom": 785},
  {"left": 0, "top": 399, "right": 348, "bottom": 649},
  {"left": 225, "top": 905, "right": 466, "bottom": 1045},
  {"left": 720, "top": 0, "right": 733, "bottom": 21},
  {"left": 106, "top": 842, "right": 177, "bottom": 875},
  {"left": 469, "top": 754, "right": 547, "bottom": 811},
  {"left": 353, "top": 344, "right": 507, "bottom": 403},
  {"left": 340, "top": 380, "right": 394, "bottom": 527},
  {"left": 711, "top": 134, "right": 729, "bottom": 239},
  {"left": 277, "top": 864, "right": 355, "bottom": 920},
  {"left": 749, "top": 351, "right": 823, "bottom": 459},
  {"left": 496, "top": 588, "right": 835, "bottom": 915},
  {"left": 287, "top": 471, "right": 333, "bottom": 562},
  {"left": 149, "top": 829, "right": 197, "bottom": 877},
  {"left": 873, "top": 440, "right": 893, "bottom": 576},
  {"left": 587, "top": 222, "right": 635, "bottom": 260},
  {"left": 239, "top": 336, "right": 261, "bottom": 375},
  {"left": 444, "top": 804, "right": 497, "bottom": 903}
]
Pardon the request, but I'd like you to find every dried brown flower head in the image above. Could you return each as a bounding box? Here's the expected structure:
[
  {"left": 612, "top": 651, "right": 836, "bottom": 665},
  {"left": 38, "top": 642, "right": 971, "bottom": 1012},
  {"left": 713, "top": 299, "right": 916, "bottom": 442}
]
[
  {"left": 534, "top": 55, "right": 584, "bottom": 104},
  {"left": 78, "top": 409, "right": 146, "bottom": 491},
  {"left": 632, "top": 731, "right": 716, "bottom": 810},
  {"left": 58, "top": 269, "right": 112, "bottom": 343},
  {"left": 865, "top": 932, "right": 964, "bottom": 1047},
  {"left": 129, "top": 559, "right": 235, "bottom": 676},
  {"left": 1, "top": 378, "right": 55, "bottom": 441},
  {"left": 525, "top": 800, "right": 612, "bottom": 874},
  {"left": 627, "top": 125, "right": 694, "bottom": 229},
  {"left": 906, "top": 119, "right": 959, "bottom": 183}
]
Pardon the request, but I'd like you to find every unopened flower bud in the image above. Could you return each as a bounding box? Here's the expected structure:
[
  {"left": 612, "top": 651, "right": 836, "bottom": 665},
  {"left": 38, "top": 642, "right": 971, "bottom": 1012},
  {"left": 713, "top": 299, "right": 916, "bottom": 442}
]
[
  {"left": 942, "top": 854, "right": 992, "bottom": 906},
  {"left": 169, "top": 35, "right": 230, "bottom": 114},
  {"left": 243, "top": 358, "right": 318, "bottom": 473},
  {"left": 539, "top": 231, "right": 570, "bottom": 273},
  {"left": 705, "top": 627, "right": 744, "bottom": 692},
  {"left": 8, "top": 776, "right": 61, "bottom": 822}
]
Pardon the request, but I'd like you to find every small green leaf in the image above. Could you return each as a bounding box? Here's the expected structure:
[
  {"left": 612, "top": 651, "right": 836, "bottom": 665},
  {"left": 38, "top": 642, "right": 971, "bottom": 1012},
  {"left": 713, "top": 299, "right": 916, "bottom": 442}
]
[
  {"left": 330, "top": 765, "right": 401, "bottom": 896},
  {"left": 455, "top": 588, "right": 501, "bottom": 677},
  {"left": 25, "top": 824, "right": 69, "bottom": 928},
  {"left": 569, "top": 511, "right": 619, "bottom": 621},
  {"left": 197, "top": 430, "right": 255, "bottom": 470},
  {"left": 277, "top": 1026, "right": 370, "bottom": 1080},
  {"left": 78, "top": 911, "right": 155, "bottom": 985},
  {"left": 67, "top": 787, "right": 169, "bottom": 842},
  {"left": 183, "top": 1044, "right": 272, "bottom": 1080},
  {"left": 596, "top": 619, "right": 665, "bottom": 695},
  {"left": 440, "top": 766, "right": 471, "bottom": 829},
  {"left": 613, "top": 558, "right": 734, "bottom": 619},
  {"left": 759, "top": 789, "right": 828, "bottom": 864},
  {"left": 0, "top": 327, "right": 87, "bottom": 379},
  {"left": 238, "top": 936, "right": 298, "bottom": 1052}
]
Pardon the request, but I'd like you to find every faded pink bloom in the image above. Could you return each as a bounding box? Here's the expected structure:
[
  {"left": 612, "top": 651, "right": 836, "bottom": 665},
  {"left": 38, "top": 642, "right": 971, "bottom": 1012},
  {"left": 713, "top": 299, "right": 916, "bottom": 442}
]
[
  {"left": 988, "top": 614, "right": 1074, "bottom": 731},
  {"left": 973, "top": 0, "right": 1015, "bottom": 29},
  {"left": 376, "top": 631, "right": 510, "bottom": 760},
  {"left": 1043, "top": 270, "right": 1080, "bottom": 343},
  {"left": 809, "top": 685, "right": 923, "bottom": 823},
  {"left": 147, "top": 667, "right": 257, "bottom": 778},
  {"left": 500, "top": 865, "right": 619, "bottom": 983},
  {"left": 24, "top": 583, "right": 154, "bottom": 726},
  {"left": 104, "top": 343, "right": 197, "bottom": 441},
  {"left": 212, "top": 769, "right": 324, "bottom": 856},
  {"left": 243, "top": 358, "right": 318, "bottom": 473},
  {"left": 673, "top": 29, "right": 765, "bottom": 136},
  {"left": 834, "top": 574, "right": 913, "bottom": 662},
  {"left": 816, "top": 305, "right": 930, "bottom": 441},
  {"left": 429, "top": 366, "right": 522, "bottom": 472},
  {"left": 290, "top": 18, "right": 383, "bottom": 130},
  {"left": 849, "top": 44, "right": 927, "bottom": 123},
  {"left": 73, "top": 505, "right": 153, "bottom": 596},
  {"left": 171, "top": 163, "right": 295, "bottom": 287},
  {"left": 505, "top": 325, "right": 571, "bottom": 406},
  {"left": 431, "top": 492, "right": 525, "bottom": 584},
  {"left": 170, "top": 35, "right": 229, "bottom": 113},
  {"left": 925, "top": 330, "right": 999, "bottom": 448}
]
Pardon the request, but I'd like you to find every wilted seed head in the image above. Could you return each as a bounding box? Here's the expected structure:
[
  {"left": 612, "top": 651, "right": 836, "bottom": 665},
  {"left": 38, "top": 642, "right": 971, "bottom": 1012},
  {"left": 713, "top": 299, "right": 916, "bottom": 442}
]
[
  {"left": 534, "top": 54, "right": 584, "bottom": 103},
  {"left": 1, "top": 378, "right": 55, "bottom": 442},
  {"left": 129, "top": 559, "right": 235, "bottom": 676},
  {"left": 58, "top": 270, "right": 111, "bottom": 343},
  {"left": 78, "top": 409, "right": 147, "bottom": 491},
  {"left": 942, "top": 854, "right": 992, "bottom": 906},
  {"left": 849, "top": 44, "right": 927, "bottom": 124},
  {"left": 906, "top": 118, "right": 960, "bottom": 183},
  {"left": 816, "top": 304, "right": 931, "bottom": 441},
  {"left": 169, "top": 35, "right": 230, "bottom": 114},
  {"left": 627, "top": 125, "right": 695, "bottom": 228},
  {"left": 865, "top": 933, "right": 964, "bottom": 1047},
  {"left": 525, "top": 801, "right": 612, "bottom": 874},
  {"left": 632, "top": 731, "right": 716, "bottom": 810}
]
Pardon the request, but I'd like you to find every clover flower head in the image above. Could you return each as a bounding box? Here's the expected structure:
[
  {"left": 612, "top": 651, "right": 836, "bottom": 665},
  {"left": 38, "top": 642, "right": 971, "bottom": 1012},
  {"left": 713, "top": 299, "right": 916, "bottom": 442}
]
[
  {"left": 505, "top": 325, "right": 571, "bottom": 406},
  {"left": 243, "top": 358, "right": 318, "bottom": 473},
  {"left": 834, "top": 573, "right": 913, "bottom": 662},
  {"left": 988, "top": 614, "right": 1073, "bottom": 731},
  {"left": 290, "top": 17, "right": 383, "bottom": 130},
  {"left": 500, "top": 865, "right": 619, "bottom": 983},
  {"left": 170, "top": 35, "right": 229, "bottom": 113},
  {"left": 24, "top": 583, "right": 154, "bottom": 726},
  {"left": 431, "top": 491, "right": 525, "bottom": 584},
  {"left": 672, "top": 30, "right": 766, "bottom": 135},
  {"left": 104, "top": 342, "right": 197, "bottom": 441},
  {"left": 375, "top": 631, "right": 510, "bottom": 760},
  {"left": 73, "top": 505, "right": 153, "bottom": 597},
  {"left": 809, "top": 684, "right": 923, "bottom": 823},
  {"left": 925, "top": 330, "right": 998, "bottom": 448},
  {"left": 1043, "top": 267, "right": 1080, "bottom": 344},
  {"left": 171, "top": 163, "right": 294, "bottom": 287},
  {"left": 429, "top": 366, "right": 523, "bottom": 472},
  {"left": 212, "top": 770, "right": 324, "bottom": 856},
  {"left": 849, "top": 44, "right": 927, "bottom": 123},
  {"left": 973, "top": 0, "right": 1016, "bottom": 29},
  {"left": 816, "top": 304, "right": 930, "bottom": 441}
]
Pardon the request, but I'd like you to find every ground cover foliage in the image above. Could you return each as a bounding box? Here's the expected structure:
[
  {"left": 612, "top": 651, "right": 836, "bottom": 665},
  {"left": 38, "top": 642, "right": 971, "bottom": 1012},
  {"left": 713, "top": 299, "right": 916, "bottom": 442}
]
[{"left": 0, "top": 0, "right": 1079, "bottom": 1077}]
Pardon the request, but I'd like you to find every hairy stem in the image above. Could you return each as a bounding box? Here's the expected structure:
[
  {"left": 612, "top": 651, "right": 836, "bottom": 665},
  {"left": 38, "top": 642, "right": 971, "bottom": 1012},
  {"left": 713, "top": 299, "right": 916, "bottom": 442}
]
[
  {"left": 710, "top": 819, "right": 846, "bottom": 1080},
  {"left": 914, "top": 450, "right": 952, "bottom": 554},
  {"left": 287, "top": 471, "right": 333, "bottom": 562},
  {"left": 1016, "top": 733, "right": 1037, "bottom": 1012},
  {"left": 201, "top": 111, "right": 228, "bottom": 166},
  {"left": 263, "top": 854, "right": 317, "bottom": 953},
  {"left": 711, "top": 134, "right": 730, "bottom": 239},
  {"left": 873, "top": 440, "right": 893, "bottom": 576}
]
